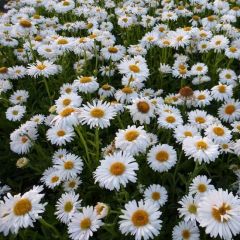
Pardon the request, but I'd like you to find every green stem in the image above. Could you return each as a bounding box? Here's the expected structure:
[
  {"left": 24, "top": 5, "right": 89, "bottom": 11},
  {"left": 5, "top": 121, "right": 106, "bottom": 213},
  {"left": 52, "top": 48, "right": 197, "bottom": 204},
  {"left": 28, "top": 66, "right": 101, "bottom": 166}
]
[
  {"left": 26, "top": 36, "right": 36, "bottom": 62},
  {"left": 39, "top": 219, "right": 60, "bottom": 238},
  {"left": 75, "top": 126, "right": 90, "bottom": 163},
  {"left": 43, "top": 77, "right": 52, "bottom": 104},
  {"left": 95, "top": 127, "right": 100, "bottom": 161}
]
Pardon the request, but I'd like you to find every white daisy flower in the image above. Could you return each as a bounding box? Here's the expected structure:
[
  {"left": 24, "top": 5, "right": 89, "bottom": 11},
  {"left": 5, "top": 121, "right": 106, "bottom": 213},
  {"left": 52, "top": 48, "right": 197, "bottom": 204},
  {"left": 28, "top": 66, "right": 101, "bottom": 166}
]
[
  {"left": 41, "top": 167, "right": 62, "bottom": 189},
  {"left": 115, "top": 86, "right": 138, "bottom": 104},
  {"left": 46, "top": 125, "right": 75, "bottom": 146},
  {"left": 189, "top": 175, "right": 215, "bottom": 197},
  {"left": 68, "top": 206, "right": 103, "bottom": 240},
  {"left": 183, "top": 136, "right": 219, "bottom": 164},
  {"left": 63, "top": 177, "right": 82, "bottom": 192},
  {"left": 101, "top": 45, "right": 125, "bottom": 61},
  {"left": 205, "top": 124, "right": 232, "bottom": 144},
  {"left": 94, "top": 151, "right": 138, "bottom": 191},
  {"left": 53, "top": 106, "right": 80, "bottom": 127},
  {"left": 144, "top": 184, "right": 168, "bottom": 207},
  {"left": 118, "top": 55, "right": 149, "bottom": 81},
  {"left": 211, "top": 83, "right": 233, "bottom": 102},
  {"left": 178, "top": 194, "right": 200, "bottom": 222},
  {"left": 172, "top": 221, "right": 200, "bottom": 240},
  {"left": 147, "top": 144, "right": 177, "bottom": 172},
  {"left": 53, "top": 153, "right": 83, "bottom": 180},
  {"left": 55, "top": 93, "right": 82, "bottom": 112},
  {"left": 115, "top": 125, "right": 150, "bottom": 155},
  {"left": 127, "top": 97, "right": 155, "bottom": 124},
  {"left": 188, "top": 110, "right": 213, "bottom": 129},
  {"left": 0, "top": 185, "right": 46, "bottom": 236},
  {"left": 55, "top": 192, "right": 81, "bottom": 224},
  {"left": 158, "top": 111, "right": 183, "bottom": 129},
  {"left": 27, "top": 60, "right": 61, "bottom": 78},
  {"left": 74, "top": 76, "right": 99, "bottom": 94},
  {"left": 6, "top": 105, "right": 26, "bottom": 121},
  {"left": 98, "top": 84, "right": 115, "bottom": 98},
  {"left": 79, "top": 100, "right": 116, "bottom": 129},
  {"left": 119, "top": 199, "right": 162, "bottom": 240},
  {"left": 218, "top": 100, "right": 240, "bottom": 122},
  {"left": 197, "top": 189, "right": 240, "bottom": 240},
  {"left": 174, "top": 124, "right": 200, "bottom": 143}
]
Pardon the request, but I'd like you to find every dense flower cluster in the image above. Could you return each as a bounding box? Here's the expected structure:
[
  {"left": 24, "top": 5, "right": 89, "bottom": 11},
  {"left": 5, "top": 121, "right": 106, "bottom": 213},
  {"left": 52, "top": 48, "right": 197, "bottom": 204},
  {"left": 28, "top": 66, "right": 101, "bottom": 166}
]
[{"left": 1, "top": 0, "right": 240, "bottom": 239}]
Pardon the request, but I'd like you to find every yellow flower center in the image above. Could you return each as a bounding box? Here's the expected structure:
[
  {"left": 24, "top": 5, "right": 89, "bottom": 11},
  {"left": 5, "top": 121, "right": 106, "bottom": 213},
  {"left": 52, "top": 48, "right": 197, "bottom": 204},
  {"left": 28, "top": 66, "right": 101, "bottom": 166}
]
[
  {"left": 90, "top": 107, "right": 105, "bottom": 118},
  {"left": 222, "top": 144, "right": 228, "bottom": 149},
  {"left": 34, "top": 35, "right": 43, "bottom": 41},
  {"left": 215, "top": 40, "right": 222, "bottom": 46},
  {"left": 147, "top": 36, "right": 154, "bottom": 42},
  {"left": 197, "top": 94, "right": 206, "bottom": 100},
  {"left": 57, "top": 130, "right": 66, "bottom": 137},
  {"left": 213, "top": 127, "right": 224, "bottom": 136},
  {"left": 79, "top": 37, "right": 87, "bottom": 43},
  {"left": 207, "top": 15, "right": 216, "bottom": 22},
  {"left": 184, "top": 131, "right": 192, "bottom": 137},
  {"left": 192, "top": 15, "right": 200, "bottom": 21},
  {"left": 64, "top": 161, "right": 74, "bottom": 170},
  {"left": 64, "top": 201, "right": 73, "bottom": 212},
  {"left": 21, "top": 136, "right": 28, "bottom": 143},
  {"left": 159, "top": 27, "right": 165, "bottom": 32},
  {"left": 13, "top": 198, "right": 32, "bottom": 216},
  {"left": 108, "top": 47, "right": 118, "bottom": 53},
  {"left": 60, "top": 107, "right": 75, "bottom": 117},
  {"left": 12, "top": 110, "right": 19, "bottom": 115},
  {"left": 0, "top": 67, "right": 8, "bottom": 73},
  {"left": 16, "top": 96, "right": 22, "bottom": 101},
  {"left": 131, "top": 210, "right": 149, "bottom": 226},
  {"left": 165, "top": 116, "right": 176, "bottom": 123},
  {"left": 225, "top": 105, "right": 235, "bottom": 115},
  {"left": 225, "top": 73, "right": 232, "bottom": 79},
  {"left": 163, "top": 40, "right": 170, "bottom": 46},
  {"left": 129, "top": 64, "right": 140, "bottom": 73},
  {"left": 212, "top": 203, "right": 231, "bottom": 222},
  {"left": 62, "top": 98, "right": 71, "bottom": 106},
  {"left": 51, "top": 176, "right": 59, "bottom": 183},
  {"left": 110, "top": 162, "right": 126, "bottom": 176},
  {"left": 177, "top": 36, "right": 184, "bottom": 42},
  {"left": 229, "top": 47, "right": 237, "bottom": 53},
  {"left": 102, "top": 84, "right": 111, "bottom": 90},
  {"left": 196, "top": 140, "right": 208, "bottom": 150},
  {"left": 156, "top": 150, "right": 169, "bottom": 162},
  {"left": 80, "top": 218, "right": 91, "bottom": 229},
  {"left": 89, "top": 34, "right": 97, "bottom": 39},
  {"left": 19, "top": 19, "right": 32, "bottom": 28},
  {"left": 188, "top": 204, "right": 197, "bottom": 214},
  {"left": 196, "top": 66, "right": 203, "bottom": 71},
  {"left": 137, "top": 101, "right": 150, "bottom": 113},
  {"left": 122, "top": 86, "right": 133, "bottom": 94},
  {"left": 195, "top": 117, "right": 205, "bottom": 124},
  {"left": 87, "top": 23, "right": 93, "bottom": 29},
  {"left": 80, "top": 76, "right": 92, "bottom": 83},
  {"left": 125, "top": 130, "right": 139, "bottom": 141},
  {"left": 68, "top": 181, "right": 76, "bottom": 188},
  {"left": 182, "top": 229, "right": 191, "bottom": 239},
  {"left": 197, "top": 183, "right": 207, "bottom": 193},
  {"left": 218, "top": 85, "right": 226, "bottom": 93},
  {"left": 63, "top": 1, "right": 70, "bottom": 6},
  {"left": 57, "top": 39, "right": 68, "bottom": 45},
  {"left": 36, "top": 64, "right": 46, "bottom": 70},
  {"left": 151, "top": 192, "right": 160, "bottom": 201}
]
